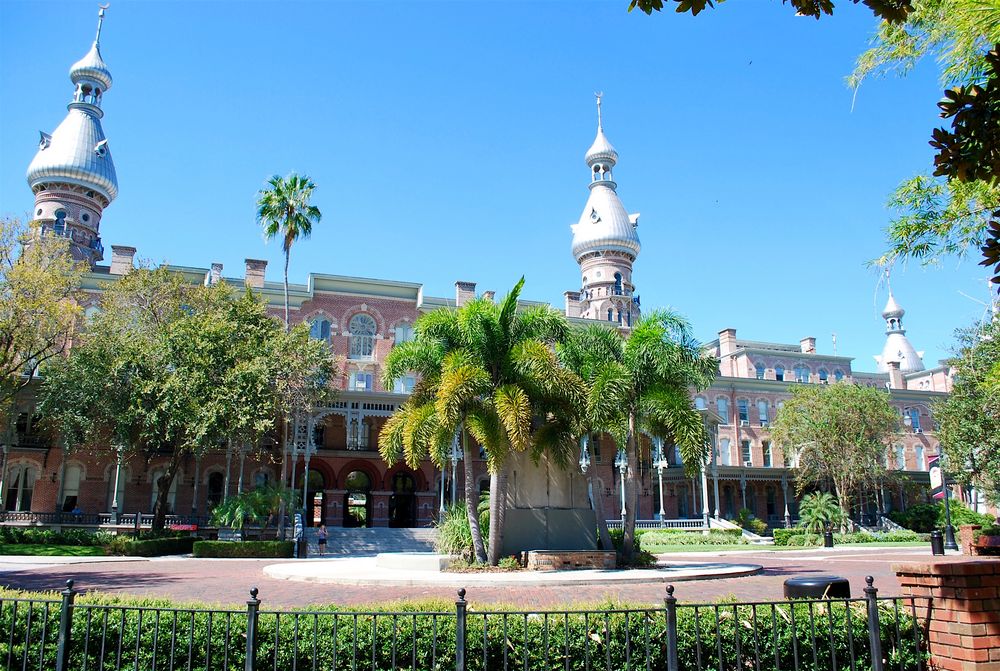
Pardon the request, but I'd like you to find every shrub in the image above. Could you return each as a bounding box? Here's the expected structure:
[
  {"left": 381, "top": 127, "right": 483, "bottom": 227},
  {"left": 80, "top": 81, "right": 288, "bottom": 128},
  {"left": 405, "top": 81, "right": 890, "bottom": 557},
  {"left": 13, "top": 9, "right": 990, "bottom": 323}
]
[
  {"left": 772, "top": 528, "right": 807, "bottom": 546},
  {"left": 640, "top": 531, "right": 748, "bottom": 548},
  {"left": 889, "top": 501, "right": 994, "bottom": 533},
  {"left": 0, "top": 527, "right": 114, "bottom": 547},
  {"left": 607, "top": 527, "right": 650, "bottom": 552},
  {"left": 434, "top": 504, "right": 474, "bottom": 559},
  {"left": 117, "top": 536, "right": 196, "bottom": 557},
  {"left": 747, "top": 517, "right": 769, "bottom": 536},
  {"left": 192, "top": 540, "right": 294, "bottom": 558}
]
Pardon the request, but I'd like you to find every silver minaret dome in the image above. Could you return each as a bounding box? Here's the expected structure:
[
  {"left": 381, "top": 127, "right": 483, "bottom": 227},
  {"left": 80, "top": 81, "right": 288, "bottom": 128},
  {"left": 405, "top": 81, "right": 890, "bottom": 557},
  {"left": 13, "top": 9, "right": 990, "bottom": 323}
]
[
  {"left": 26, "top": 6, "right": 118, "bottom": 204},
  {"left": 875, "top": 289, "right": 926, "bottom": 374},
  {"left": 571, "top": 95, "right": 641, "bottom": 262}
]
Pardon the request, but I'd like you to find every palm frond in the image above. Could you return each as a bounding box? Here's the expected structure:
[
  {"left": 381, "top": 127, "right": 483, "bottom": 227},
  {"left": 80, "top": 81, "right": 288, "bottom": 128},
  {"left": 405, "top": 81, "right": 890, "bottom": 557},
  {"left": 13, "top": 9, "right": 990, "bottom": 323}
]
[{"left": 494, "top": 384, "right": 533, "bottom": 452}]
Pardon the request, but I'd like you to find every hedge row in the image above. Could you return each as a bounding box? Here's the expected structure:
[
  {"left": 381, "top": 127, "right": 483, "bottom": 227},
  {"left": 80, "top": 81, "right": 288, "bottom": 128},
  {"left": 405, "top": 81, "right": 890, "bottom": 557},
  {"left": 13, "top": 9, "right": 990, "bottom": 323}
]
[
  {"left": 192, "top": 540, "right": 294, "bottom": 558},
  {"left": 0, "top": 590, "right": 925, "bottom": 671},
  {"left": 117, "top": 536, "right": 196, "bottom": 557},
  {"left": 640, "top": 531, "right": 749, "bottom": 547},
  {"left": 889, "top": 501, "right": 994, "bottom": 533},
  {"left": 0, "top": 527, "right": 113, "bottom": 547},
  {"left": 773, "top": 529, "right": 925, "bottom": 547}
]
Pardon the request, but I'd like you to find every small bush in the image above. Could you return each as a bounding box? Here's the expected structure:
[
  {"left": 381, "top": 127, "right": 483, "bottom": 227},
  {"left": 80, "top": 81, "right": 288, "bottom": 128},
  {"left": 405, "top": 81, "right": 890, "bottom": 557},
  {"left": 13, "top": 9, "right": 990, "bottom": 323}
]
[
  {"left": 497, "top": 556, "right": 521, "bottom": 570},
  {"left": 192, "top": 540, "right": 294, "bottom": 558},
  {"left": 0, "top": 527, "right": 114, "bottom": 547},
  {"left": 772, "top": 528, "right": 807, "bottom": 546},
  {"left": 640, "top": 531, "right": 749, "bottom": 548},
  {"left": 434, "top": 504, "right": 474, "bottom": 559},
  {"left": 889, "top": 501, "right": 994, "bottom": 533},
  {"left": 116, "top": 536, "right": 196, "bottom": 557}
]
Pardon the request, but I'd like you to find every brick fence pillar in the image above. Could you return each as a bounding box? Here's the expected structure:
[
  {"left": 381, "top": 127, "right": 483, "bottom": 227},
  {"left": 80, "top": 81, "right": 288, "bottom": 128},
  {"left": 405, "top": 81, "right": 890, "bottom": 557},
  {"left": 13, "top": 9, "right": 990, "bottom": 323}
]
[
  {"left": 959, "top": 526, "right": 982, "bottom": 556},
  {"left": 894, "top": 561, "right": 1000, "bottom": 671}
]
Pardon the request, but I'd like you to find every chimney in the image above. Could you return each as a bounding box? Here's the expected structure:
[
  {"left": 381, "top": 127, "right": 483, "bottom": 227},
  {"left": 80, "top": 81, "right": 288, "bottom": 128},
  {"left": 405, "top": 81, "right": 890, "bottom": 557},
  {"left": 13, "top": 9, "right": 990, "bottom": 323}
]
[
  {"left": 244, "top": 259, "right": 267, "bottom": 289},
  {"left": 205, "top": 262, "right": 223, "bottom": 286},
  {"left": 110, "top": 245, "right": 136, "bottom": 275},
  {"left": 887, "top": 361, "right": 904, "bottom": 390},
  {"left": 800, "top": 337, "right": 817, "bottom": 354},
  {"left": 564, "top": 291, "right": 582, "bottom": 318},
  {"left": 455, "top": 281, "right": 476, "bottom": 307},
  {"left": 482, "top": 290, "right": 495, "bottom": 302},
  {"left": 718, "top": 328, "right": 737, "bottom": 357}
]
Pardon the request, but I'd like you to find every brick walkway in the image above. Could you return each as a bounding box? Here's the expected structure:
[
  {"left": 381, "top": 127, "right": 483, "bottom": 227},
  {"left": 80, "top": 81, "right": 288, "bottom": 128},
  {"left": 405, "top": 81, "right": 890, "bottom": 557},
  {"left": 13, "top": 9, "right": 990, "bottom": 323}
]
[{"left": 0, "top": 547, "right": 972, "bottom": 609}]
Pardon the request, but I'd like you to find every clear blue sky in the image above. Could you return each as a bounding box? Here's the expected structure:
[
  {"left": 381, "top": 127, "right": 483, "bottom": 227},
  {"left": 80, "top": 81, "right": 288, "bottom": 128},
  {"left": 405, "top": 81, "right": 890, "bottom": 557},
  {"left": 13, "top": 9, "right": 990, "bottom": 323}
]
[{"left": 0, "top": 1, "right": 990, "bottom": 370}]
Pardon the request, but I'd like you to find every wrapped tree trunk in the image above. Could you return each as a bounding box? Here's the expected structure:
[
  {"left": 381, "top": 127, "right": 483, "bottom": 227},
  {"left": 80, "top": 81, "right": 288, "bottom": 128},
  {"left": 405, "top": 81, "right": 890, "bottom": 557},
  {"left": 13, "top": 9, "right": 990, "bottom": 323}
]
[
  {"left": 487, "top": 463, "right": 510, "bottom": 566},
  {"left": 463, "top": 431, "right": 488, "bottom": 563}
]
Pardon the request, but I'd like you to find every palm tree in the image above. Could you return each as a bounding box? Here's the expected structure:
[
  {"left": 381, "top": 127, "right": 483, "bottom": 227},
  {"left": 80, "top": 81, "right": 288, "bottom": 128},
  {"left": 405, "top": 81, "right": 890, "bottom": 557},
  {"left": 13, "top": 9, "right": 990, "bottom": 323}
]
[
  {"left": 379, "top": 278, "right": 584, "bottom": 564},
  {"left": 256, "top": 174, "right": 322, "bottom": 330},
  {"left": 797, "top": 491, "right": 845, "bottom": 533},
  {"left": 558, "top": 311, "right": 718, "bottom": 564}
]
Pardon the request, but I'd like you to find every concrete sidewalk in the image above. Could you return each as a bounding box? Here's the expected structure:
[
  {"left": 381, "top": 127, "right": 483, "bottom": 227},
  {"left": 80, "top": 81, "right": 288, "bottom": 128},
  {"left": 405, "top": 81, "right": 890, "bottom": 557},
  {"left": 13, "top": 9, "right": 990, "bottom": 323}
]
[{"left": 263, "top": 556, "right": 762, "bottom": 587}]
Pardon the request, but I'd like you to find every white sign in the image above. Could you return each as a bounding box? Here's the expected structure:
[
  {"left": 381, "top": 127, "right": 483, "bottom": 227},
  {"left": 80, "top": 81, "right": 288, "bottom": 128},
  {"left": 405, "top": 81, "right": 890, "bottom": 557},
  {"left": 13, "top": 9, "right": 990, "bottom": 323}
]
[{"left": 930, "top": 466, "right": 943, "bottom": 490}]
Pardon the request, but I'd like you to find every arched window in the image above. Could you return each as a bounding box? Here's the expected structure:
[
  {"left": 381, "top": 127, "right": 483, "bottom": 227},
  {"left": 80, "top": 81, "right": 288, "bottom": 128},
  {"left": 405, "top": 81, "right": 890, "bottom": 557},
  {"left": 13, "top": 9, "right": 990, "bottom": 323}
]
[
  {"left": 834, "top": 369, "right": 844, "bottom": 382},
  {"left": 254, "top": 471, "right": 270, "bottom": 489},
  {"left": 762, "top": 441, "right": 773, "bottom": 467},
  {"left": 774, "top": 365, "right": 785, "bottom": 382},
  {"left": 757, "top": 400, "right": 769, "bottom": 426},
  {"left": 61, "top": 464, "right": 83, "bottom": 512},
  {"left": 818, "top": 369, "right": 829, "bottom": 383},
  {"left": 394, "top": 323, "right": 414, "bottom": 344},
  {"left": 607, "top": 309, "right": 613, "bottom": 322},
  {"left": 149, "top": 469, "right": 178, "bottom": 515},
  {"left": 53, "top": 210, "right": 67, "bottom": 235},
  {"left": 309, "top": 317, "right": 331, "bottom": 342},
  {"left": 755, "top": 363, "right": 766, "bottom": 380},
  {"left": 349, "top": 314, "right": 376, "bottom": 359},
  {"left": 694, "top": 397, "right": 706, "bottom": 410},
  {"left": 895, "top": 444, "right": 905, "bottom": 470},
  {"left": 4, "top": 464, "right": 37, "bottom": 511},
  {"left": 766, "top": 486, "right": 776, "bottom": 517},
  {"left": 915, "top": 445, "right": 925, "bottom": 471},
  {"left": 613, "top": 273, "right": 623, "bottom": 295},
  {"left": 794, "top": 365, "right": 810, "bottom": 383},
  {"left": 719, "top": 438, "right": 731, "bottom": 466},
  {"left": 716, "top": 397, "right": 729, "bottom": 424}
]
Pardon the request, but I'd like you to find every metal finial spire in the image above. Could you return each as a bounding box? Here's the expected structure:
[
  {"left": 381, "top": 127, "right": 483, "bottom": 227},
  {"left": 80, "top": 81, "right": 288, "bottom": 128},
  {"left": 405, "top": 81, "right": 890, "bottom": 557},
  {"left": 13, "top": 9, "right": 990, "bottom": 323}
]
[
  {"left": 595, "top": 91, "right": 604, "bottom": 130},
  {"left": 95, "top": 4, "right": 109, "bottom": 45}
]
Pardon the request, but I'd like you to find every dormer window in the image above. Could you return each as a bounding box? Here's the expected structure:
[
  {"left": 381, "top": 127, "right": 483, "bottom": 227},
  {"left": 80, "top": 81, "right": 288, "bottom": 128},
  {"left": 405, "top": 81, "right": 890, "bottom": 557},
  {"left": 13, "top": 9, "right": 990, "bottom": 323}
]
[
  {"left": 94, "top": 140, "right": 108, "bottom": 157},
  {"left": 590, "top": 208, "right": 601, "bottom": 223}
]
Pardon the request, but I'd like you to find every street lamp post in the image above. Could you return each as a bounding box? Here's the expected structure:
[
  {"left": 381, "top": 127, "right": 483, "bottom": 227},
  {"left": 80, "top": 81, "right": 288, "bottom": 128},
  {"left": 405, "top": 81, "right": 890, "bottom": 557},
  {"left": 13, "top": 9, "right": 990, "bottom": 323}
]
[
  {"left": 579, "top": 436, "right": 591, "bottom": 474},
  {"left": 939, "top": 450, "right": 959, "bottom": 550},
  {"left": 439, "top": 467, "right": 446, "bottom": 515},
  {"left": 653, "top": 439, "right": 668, "bottom": 527},
  {"left": 614, "top": 448, "right": 627, "bottom": 526},
  {"left": 110, "top": 445, "right": 123, "bottom": 524}
]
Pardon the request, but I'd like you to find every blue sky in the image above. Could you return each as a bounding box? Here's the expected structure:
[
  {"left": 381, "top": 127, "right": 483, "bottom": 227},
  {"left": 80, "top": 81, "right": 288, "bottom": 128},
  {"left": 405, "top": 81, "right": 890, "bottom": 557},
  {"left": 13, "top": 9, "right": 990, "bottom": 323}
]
[{"left": 0, "top": 0, "right": 991, "bottom": 370}]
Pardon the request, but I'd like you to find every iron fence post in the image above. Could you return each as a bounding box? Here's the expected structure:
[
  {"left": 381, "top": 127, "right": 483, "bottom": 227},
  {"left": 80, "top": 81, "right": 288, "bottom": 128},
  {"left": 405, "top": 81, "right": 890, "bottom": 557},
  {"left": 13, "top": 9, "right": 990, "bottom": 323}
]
[
  {"left": 455, "top": 588, "right": 467, "bottom": 671},
  {"left": 245, "top": 587, "right": 260, "bottom": 671},
  {"left": 54, "top": 579, "right": 76, "bottom": 671},
  {"left": 664, "top": 584, "right": 679, "bottom": 671},
  {"left": 864, "top": 576, "right": 884, "bottom": 671}
]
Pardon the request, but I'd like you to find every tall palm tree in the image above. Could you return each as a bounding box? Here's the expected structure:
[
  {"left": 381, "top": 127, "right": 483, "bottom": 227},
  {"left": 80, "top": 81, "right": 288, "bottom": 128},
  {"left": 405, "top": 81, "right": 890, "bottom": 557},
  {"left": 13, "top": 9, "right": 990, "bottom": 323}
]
[
  {"left": 558, "top": 311, "right": 718, "bottom": 564},
  {"left": 256, "top": 174, "right": 322, "bottom": 330},
  {"left": 380, "top": 278, "right": 584, "bottom": 564}
]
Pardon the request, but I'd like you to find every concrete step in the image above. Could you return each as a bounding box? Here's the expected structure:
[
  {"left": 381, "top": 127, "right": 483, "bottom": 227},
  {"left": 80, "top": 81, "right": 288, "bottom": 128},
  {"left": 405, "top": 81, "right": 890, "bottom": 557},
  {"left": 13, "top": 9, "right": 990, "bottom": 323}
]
[{"left": 299, "top": 527, "right": 439, "bottom": 557}]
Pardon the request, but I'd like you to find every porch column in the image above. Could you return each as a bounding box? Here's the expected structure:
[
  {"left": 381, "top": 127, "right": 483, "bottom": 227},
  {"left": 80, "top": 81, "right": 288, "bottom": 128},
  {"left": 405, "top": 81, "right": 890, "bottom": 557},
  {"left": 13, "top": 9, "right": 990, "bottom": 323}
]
[
  {"left": 781, "top": 474, "right": 791, "bottom": 528},
  {"left": 700, "top": 465, "right": 710, "bottom": 532},
  {"left": 739, "top": 473, "right": 747, "bottom": 510},
  {"left": 223, "top": 443, "right": 233, "bottom": 503},
  {"left": 191, "top": 454, "right": 201, "bottom": 516}
]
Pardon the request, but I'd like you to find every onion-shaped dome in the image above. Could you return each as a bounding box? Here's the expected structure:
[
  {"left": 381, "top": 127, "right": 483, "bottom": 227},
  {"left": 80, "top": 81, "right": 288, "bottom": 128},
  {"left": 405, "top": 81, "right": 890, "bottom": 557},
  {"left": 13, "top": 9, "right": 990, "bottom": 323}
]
[
  {"left": 70, "top": 42, "right": 112, "bottom": 92},
  {"left": 877, "top": 333, "right": 926, "bottom": 373},
  {"left": 570, "top": 185, "right": 641, "bottom": 261},
  {"left": 26, "top": 109, "right": 118, "bottom": 202},
  {"left": 882, "top": 292, "right": 904, "bottom": 320},
  {"left": 585, "top": 127, "right": 618, "bottom": 166}
]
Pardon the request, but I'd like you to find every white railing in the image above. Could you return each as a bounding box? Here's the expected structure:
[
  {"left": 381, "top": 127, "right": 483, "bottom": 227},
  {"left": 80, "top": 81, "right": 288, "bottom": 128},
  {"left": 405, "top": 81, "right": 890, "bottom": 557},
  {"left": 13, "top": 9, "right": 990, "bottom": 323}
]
[{"left": 605, "top": 519, "right": 706, "bottom": 530}]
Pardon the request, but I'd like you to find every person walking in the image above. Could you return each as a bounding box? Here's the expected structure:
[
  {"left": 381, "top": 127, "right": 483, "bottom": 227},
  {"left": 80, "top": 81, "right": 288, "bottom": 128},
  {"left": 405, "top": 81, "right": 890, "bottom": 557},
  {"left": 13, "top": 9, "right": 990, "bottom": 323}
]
[{"left": 317, "top": 524, "right": 328, "bottom": 556}]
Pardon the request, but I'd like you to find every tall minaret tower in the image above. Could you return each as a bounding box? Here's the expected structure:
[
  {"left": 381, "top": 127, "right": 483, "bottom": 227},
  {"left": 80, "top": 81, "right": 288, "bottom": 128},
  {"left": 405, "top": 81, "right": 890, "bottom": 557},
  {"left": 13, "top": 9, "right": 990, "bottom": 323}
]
[
  {"left": 570, "top": 95, "right": 642, "bottom": 326},
  {"left": 874, "top": 287, "right": 926, "bottom": 373},
  {"left": 26, "top": 6, "right": 118, "bottom": 266}
]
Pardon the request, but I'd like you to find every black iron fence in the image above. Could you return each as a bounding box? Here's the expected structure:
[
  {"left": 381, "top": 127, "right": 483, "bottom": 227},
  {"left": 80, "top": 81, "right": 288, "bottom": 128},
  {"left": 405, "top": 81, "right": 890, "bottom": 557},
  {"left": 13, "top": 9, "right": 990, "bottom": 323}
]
[
  {"left": 0, "top": 511, "right": 212, "bottom": 529},
  {"left": 1, "top": 578, "right": 927, "bottom": 671}
]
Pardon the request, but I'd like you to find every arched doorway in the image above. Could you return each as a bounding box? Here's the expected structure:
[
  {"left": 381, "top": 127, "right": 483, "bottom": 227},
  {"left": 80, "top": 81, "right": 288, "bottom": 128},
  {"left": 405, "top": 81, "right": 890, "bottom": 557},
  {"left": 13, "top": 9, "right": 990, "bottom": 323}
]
[
  {"left": 343, "top": 470, "right": 372, "bottom": 528},
  {"left": 297, "top": 468, "right": 326, "bottom": 527},
  {"left": 388, "top": 470, "right": 417, "bottom": 528}
]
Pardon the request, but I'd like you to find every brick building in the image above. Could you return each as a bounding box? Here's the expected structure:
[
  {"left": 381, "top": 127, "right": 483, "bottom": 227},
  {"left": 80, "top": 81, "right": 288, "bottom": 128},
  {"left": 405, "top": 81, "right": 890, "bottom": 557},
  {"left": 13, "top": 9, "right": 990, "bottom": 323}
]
[{"left": 1, "top": 11, "right": 975, "bottom": 532}]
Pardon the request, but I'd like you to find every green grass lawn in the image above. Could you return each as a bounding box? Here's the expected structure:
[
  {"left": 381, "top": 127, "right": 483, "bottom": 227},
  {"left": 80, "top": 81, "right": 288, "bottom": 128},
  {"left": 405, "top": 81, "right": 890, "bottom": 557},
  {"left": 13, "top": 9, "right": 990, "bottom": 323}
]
[{"left": 0, "top": 544, "right": 106, "bottom": 557}]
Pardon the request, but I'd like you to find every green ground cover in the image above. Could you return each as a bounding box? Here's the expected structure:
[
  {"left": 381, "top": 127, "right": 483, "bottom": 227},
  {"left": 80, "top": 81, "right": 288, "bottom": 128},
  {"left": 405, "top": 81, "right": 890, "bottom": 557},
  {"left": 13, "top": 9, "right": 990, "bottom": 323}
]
[{"left": 0, "top": 544, "right": 106, "bottom": 557}]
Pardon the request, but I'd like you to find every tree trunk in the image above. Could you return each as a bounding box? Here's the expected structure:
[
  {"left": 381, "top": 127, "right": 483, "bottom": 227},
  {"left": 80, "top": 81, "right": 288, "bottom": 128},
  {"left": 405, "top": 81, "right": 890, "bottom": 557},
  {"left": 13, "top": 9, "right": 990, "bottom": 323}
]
[
  {"left": 463, "top": 430, "right": 487, "bottom": 563},
  {"left": 621, "top": 413, "right": 639, "bottom": 565},
  {"left": 151, "top": 450, "right": 183, "bottom": 533},
  {"left": 833, "top": 479, "right": 851, "bottom": 533},
  {"left": 589, "top": 473, "right": 613, "bottom": 551},
  {"left": 487, "top": 462, "right": 509, "bottom": 566},
  {"left": 276, "top": 416, "right": 290, "bottom": 538},
  {"left": 283, "top": 249, "right": 290, "bottom": 332}
]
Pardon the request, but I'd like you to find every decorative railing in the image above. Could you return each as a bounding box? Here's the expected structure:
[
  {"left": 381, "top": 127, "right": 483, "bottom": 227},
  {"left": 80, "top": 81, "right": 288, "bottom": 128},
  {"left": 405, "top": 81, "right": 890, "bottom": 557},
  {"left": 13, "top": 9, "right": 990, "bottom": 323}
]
[
  {"left": 605, "top": 518, "right": 706, "bottom": 530},
  {"left": 0, "top": 578, "right": 927, "bottom": 671}
]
